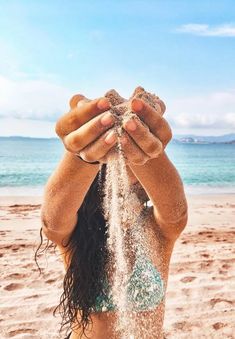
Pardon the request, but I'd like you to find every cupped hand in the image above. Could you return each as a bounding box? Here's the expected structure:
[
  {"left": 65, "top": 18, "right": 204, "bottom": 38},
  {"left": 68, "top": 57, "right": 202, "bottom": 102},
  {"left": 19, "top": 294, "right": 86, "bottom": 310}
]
[
  {"left": 120, "top": 97, "right": 172, "bottom": 165},
  {"left": 78, "top": 95, "right": 172, "bottom": 165},
  {"left": 55, "top": 94, "right": 119, "bottom": 163}
]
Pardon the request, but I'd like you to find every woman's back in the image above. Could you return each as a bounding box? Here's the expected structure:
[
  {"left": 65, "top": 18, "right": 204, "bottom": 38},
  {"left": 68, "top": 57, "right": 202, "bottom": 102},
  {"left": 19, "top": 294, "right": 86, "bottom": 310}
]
[{"left": 58, "top": 207, "right": 175, "bottom": 339}]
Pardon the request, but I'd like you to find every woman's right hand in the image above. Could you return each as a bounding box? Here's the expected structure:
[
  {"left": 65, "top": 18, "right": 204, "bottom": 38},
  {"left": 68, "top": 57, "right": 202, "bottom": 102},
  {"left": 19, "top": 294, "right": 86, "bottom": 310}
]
[{"left": 55, "top": 94, "right": 119, "bottom": 163}]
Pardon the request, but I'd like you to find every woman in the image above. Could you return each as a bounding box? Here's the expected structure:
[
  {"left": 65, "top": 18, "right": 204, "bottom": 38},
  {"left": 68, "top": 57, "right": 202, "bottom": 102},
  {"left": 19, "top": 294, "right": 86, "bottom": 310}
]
[{"left": 35, "top": 90, "right": 188, "bottom": 339}]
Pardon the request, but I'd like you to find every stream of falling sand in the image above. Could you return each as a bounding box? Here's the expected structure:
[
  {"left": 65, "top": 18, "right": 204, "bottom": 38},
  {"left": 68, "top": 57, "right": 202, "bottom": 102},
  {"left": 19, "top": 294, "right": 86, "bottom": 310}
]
[
  {"left": 104, "top": 123, "right": 138, "bottom": 338},
  {"left": 101, "top": 88, "right": 154, "bottom": 338},
  {"left": 102, "top": 146, "right": 141, "bottom": 338}
]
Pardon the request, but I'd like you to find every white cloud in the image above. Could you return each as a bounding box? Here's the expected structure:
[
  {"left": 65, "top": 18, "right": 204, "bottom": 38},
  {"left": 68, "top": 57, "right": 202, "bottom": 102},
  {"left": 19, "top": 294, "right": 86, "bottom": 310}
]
[
  {"left": 1, "top": 73, "right": 235, "bottom": 137},
  {"left": 0, "top": 75, "right": 71, "bottom": 121},
  {"left": 166, "top": 88, "right": 235, "bottom": 135},
  {"left": 0, "top": 117, "right": 57, "bottom": 138},
  {"left": 0, "top": 72, "right": 140, "bottom": 137},
  {"left": 169, "top": 111, "right": 235, "bottom": 129},
  {"left": 176, "top": 23, "right": 235, "bottom": 37}
]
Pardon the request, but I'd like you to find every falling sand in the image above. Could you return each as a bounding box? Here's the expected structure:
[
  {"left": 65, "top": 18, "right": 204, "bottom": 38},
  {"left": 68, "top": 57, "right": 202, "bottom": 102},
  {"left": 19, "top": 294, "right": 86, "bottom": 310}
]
[{"left": 99, "top": 87, "right": 163, "bottom": 338}]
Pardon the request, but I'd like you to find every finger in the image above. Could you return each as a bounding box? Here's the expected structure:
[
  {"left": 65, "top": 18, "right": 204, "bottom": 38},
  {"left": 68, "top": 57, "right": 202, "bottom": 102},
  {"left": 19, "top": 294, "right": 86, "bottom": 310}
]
[
  {"left": 120, "top": 131, "right": 150, "bottom": 166},
  {"left": 123, "top": 117, "right": 163, "bottom": 157},
  {"left": 79, "top": 128, "right": 118, "bottom": 163},
  {"left": 63, "top": 111, "right": 116, "bottom": 153},
  {"left": 131, "top": 99, "right": 172, "bottom": 146},
  {"left": 156, "top": 99, "right": 166, "bottom": 116},
  {"left": 69, "top": 94, "right": 87, "bottom": 109},
  {"left": 55, "top": 97, "right": 111, "bottom": 138},
  {"left": 131, "top": 98, "right": 162, "bottom": 123}
]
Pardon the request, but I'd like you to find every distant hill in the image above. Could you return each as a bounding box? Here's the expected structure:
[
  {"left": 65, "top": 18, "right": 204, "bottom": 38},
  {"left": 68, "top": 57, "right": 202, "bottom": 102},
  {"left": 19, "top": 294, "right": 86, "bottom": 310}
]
[
  {"left": 172, "top": 133, "right": 235, "bottom": 144},
  {"left": 0, "top": 134, "right": 235, "bottom": 144}
]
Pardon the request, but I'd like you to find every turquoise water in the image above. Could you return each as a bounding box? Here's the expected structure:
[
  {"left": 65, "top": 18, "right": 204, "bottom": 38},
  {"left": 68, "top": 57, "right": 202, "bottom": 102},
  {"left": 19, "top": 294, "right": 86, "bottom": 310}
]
[
  {"left": 167, "top": 143, "right": 235, "bottom": 187},
  {"left": 0, "top": 137, "right": 234, "bottom": 194}
]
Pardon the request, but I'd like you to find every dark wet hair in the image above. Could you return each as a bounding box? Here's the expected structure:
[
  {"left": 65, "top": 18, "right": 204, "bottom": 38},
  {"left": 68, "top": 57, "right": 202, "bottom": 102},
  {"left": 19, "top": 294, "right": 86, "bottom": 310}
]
[{"left": 34, "top": 164, "right": 149, "bottom": 338}]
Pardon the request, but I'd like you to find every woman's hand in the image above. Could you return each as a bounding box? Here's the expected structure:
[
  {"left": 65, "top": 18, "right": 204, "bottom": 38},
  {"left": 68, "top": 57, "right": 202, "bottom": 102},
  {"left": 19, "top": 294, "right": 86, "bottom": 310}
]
[
  {"left": 55, "top": 94, "right": 119, "bottom": 163},
  {"left": 120, "top": 97, "right": 172, "bottom": 165},
  {"left": 78, "top": 95, "right": 172, "bottom": 165}
]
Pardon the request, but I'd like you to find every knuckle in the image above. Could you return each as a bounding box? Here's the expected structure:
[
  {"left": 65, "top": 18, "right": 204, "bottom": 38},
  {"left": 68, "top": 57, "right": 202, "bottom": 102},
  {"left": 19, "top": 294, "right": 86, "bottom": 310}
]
[
  {"left": 79, "top": 151, "right": 95, "bottom": 163},
  {"left": 157, "top": 117, "right": 165, "bottom": 130},
  {"left": 55, "top": 110, "right": 75, "bottom": 137},
  {"left": 64, "top": 143, "right": 75, "bottom": 153},
  {"left": 139, "top": 123, "right": 150, "bottom": 135},
  {"left": 65, "top": 108, "right": 80, "bottom": 127},
  {"left": 128, "top": 151, "right": 145, "bottom": 165},
  {"left": 69, "top": 94, "right": 85, "bottom": 108},
  {"left": 157, "top": 99, "right": 166, "bottom": 114},
  {"left": 63, "top": 141, "right": 74, "bottom": 153},
  {"left": 157, "top": 118, "right": 172, "bottom": 140},
  {"left": 87, "top": 97, "right": 102, "bottom": 112},
  {"left": 166, "top": 126, "right": 173, "bottom": 142},
  {"left": 154, "top": 103, "right": 162, "bottom": 115},
  {"left": 146, "top": 136, "right": 163, "bottom": 156},
  {"left": 145, "top": 141, "right": 159, "bottom": 156},
  {"left": 162, "top": 120, "right": 172, "bottom": 144},
  {"left": 142, "top": 103, "right": 151, "bottom": 117},
  {"left": 153, "top": 145, "right": 163, "bottom": 157},
  {"left": 131, "top": 157, "right": 146, "bottom": 165},
  {"left": 69, "top": 137, "right": 79, "bottom": 152},
  {"left": 55, "top": 120, "right": 63, "bottom": 137},
  {"left": 156, "top": 139, "right": 163, "bottom": 152},
  {"left": 64, "top": 134, "right": 80, "bottom": 153}
]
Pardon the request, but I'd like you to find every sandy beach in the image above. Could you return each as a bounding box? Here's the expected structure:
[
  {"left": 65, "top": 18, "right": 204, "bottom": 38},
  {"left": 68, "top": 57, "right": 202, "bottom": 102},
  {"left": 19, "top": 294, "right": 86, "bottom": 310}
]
[{"left": 0, "top": 193, "right": 234, "bottom": 339}]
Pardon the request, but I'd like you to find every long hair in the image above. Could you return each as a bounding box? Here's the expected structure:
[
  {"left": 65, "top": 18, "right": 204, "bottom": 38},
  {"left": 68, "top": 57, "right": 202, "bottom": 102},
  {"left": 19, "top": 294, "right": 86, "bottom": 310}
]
[
  {"left": 35, "top": 164, "right": 109, "bottom": 338},
  {"left": 35, "top": 163, "right": 150, "bottom": 338}
]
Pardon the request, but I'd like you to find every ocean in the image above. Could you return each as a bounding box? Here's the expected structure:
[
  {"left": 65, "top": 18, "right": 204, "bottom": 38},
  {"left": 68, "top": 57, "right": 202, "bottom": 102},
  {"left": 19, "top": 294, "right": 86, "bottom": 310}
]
[{"left": 0, "top": 137, "right": 234, "bottom": 195}]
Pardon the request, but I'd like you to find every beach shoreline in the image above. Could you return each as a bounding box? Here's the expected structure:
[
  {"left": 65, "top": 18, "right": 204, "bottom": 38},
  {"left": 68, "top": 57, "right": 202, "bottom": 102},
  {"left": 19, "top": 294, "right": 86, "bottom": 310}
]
[
  {"left": 0, "top": 193, "right": 234, "bottom": 338},
  {"left": 0, "top": 189, "right": 235, "bottom": 205}
]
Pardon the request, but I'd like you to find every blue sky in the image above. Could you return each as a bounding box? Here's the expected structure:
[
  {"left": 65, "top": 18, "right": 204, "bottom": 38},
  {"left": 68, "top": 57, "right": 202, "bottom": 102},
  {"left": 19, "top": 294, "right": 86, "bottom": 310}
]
[{"left": 0, "top": 0, "right": 235, "bottom": 137}]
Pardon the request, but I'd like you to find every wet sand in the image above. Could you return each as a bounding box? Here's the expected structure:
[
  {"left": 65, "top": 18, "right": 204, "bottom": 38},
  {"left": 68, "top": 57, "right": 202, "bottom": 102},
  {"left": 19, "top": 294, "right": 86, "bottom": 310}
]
[{"left": 0, "top": 194, "right": 234, "bottom": 338}]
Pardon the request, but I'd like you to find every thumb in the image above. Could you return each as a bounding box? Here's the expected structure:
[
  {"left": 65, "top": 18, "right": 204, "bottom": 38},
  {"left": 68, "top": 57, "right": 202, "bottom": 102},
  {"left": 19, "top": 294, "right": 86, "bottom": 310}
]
[{"left": 69, "top": 94, "right": 90, "bottom": 109}]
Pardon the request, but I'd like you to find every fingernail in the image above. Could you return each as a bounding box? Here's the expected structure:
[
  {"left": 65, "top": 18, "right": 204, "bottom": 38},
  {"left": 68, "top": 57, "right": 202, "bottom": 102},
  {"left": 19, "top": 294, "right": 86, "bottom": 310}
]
[
  {"left": 101, "top": 113, "right": 114, "bottom": 126},
  {"left": 97, "top": 98, "right": 110, "bottom": 110},
  {"left": 125, "top": 119, "right": 137, "bottom": 131},
  {"left": 104, "top": 131, "right": 117, "bottom": 144},
  {"left": 132, "top": 98, "right": 143, "bottom": 112}
]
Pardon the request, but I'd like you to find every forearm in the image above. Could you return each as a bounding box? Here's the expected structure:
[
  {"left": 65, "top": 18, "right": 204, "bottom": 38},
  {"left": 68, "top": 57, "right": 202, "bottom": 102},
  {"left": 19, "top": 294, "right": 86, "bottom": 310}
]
[
  {"left": 129, "top": 151, "right": 188, "bottom": 225},
  {"left": 41, "top": 150, "right": 100, "bottom": 231}
]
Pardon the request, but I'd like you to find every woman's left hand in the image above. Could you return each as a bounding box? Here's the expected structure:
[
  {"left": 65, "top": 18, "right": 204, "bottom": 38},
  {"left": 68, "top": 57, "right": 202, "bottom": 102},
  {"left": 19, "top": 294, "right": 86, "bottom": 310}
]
[
  {"left": 76, "top": 95, "right": 172, "bottom": 165},
  {"left": 120, "top": 97, "right": 172, "bottom": 165}
]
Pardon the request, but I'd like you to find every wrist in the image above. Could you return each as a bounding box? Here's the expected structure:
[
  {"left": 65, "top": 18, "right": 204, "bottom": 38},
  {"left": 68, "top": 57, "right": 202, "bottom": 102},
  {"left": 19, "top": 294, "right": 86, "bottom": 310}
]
[{"left": 64, "top": 151, "right": 101, "bottom": 171}]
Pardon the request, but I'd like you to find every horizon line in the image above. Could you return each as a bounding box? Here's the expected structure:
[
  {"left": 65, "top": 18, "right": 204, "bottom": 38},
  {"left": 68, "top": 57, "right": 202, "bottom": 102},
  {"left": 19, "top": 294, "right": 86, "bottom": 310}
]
[{"left": 0, "top": 132, "right": 235, "bottom": 140}]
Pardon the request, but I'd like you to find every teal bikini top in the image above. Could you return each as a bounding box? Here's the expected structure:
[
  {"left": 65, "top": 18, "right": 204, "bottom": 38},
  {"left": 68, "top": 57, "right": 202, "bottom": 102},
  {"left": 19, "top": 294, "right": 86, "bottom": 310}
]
[{"left": 91, "top": 253, "right": 165, "bottom": 313}]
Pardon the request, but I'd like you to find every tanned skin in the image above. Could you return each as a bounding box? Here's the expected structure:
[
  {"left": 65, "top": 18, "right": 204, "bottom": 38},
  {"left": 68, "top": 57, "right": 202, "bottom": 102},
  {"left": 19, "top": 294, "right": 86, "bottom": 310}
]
[{"left": 41, "top": 93, "right": 188, "bottom": 338}]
